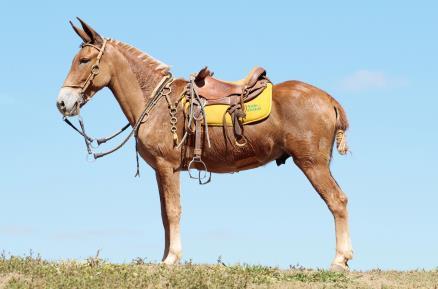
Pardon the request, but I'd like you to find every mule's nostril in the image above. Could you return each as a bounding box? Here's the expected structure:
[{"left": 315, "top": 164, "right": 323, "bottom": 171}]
[{"left": 57, "top": 100, "right": 66, "bottom": 112}]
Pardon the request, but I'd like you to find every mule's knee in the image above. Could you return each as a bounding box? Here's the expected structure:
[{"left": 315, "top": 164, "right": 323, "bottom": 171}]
[{"left": 330, "top": 193, "right": 348, "bottom": 219}]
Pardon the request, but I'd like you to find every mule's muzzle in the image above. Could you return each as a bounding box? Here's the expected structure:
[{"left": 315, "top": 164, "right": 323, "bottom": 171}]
[{"left": 57, "top": 88, "right": 81, "bottom": 116}]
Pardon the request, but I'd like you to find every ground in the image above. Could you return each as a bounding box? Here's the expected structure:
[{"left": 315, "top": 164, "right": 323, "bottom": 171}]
[{"left": 0, "top": 255, "right": 436, "bottom": 289}]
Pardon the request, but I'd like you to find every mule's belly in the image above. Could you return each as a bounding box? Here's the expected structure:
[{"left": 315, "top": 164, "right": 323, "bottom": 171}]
[
  {"left": 187, "top": 125, "right": 283, "bottom": 173},
  {"left": 203, "top": 153, "right": 279, "bottom": 173}
]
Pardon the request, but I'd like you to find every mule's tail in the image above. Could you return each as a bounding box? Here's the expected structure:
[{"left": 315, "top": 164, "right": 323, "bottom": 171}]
[{"left": 333, "top": 103, "right": 349, "bottom": 155}]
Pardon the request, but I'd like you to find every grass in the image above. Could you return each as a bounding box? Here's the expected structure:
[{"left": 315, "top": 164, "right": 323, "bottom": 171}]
[{"left": 0, "top": 254, "right": 436, "bottom": 289}]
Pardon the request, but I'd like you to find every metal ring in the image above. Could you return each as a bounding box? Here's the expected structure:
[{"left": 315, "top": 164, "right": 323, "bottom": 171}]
[
  {"left": 170, "top": 116, "right": 177, "bottom": 123},
  {"left": 91, "top": 65, "right": 100, "bottom": 75},
  {"left": 235, "top": 136, "right": 248, "bottom": 147}
]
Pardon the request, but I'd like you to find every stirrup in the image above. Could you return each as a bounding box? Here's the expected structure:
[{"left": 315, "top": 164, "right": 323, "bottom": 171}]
[{"left": 187, "top": 156, "right": 211, "bottom": 185}]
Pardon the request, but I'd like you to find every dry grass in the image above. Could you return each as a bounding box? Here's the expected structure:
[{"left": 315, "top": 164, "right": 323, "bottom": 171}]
[{"left": 0, "top": 254, "right": 436, "bottom": 289}]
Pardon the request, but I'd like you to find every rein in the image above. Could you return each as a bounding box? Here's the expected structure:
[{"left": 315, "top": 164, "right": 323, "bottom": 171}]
[
  {"left": 62, "top": 37, "right": 175, "bottom": 176},
  {"left": 63, "top": 74, "right": 174, "bottom": 176}
]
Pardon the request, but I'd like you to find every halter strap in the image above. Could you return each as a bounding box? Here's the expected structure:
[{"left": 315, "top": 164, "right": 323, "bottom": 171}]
[{"left": 62, "top": 38, "right": 108, "bottom": 104}]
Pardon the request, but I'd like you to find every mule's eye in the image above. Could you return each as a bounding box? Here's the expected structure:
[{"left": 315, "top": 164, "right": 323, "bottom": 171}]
[{"left": 79, "top": 58, "right": 90, "bottom": 64}]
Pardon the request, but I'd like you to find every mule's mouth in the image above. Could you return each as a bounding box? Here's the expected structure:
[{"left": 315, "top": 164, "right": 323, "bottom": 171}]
[
  {"left": 57, "top": 99, "right": 81, "bottom": 116},
  {"left": 68, "top": 101, "right": 81, "bottom": 116},
  {"left": 57, "top": 88, "right": 82, "bottom": 116}
]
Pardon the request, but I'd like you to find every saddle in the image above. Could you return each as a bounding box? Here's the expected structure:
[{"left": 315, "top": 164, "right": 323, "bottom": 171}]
[
  {"left": 191, "top": 66, "right": 269, "bottom": 136},
  {"left": 183, "top": 66, "right": 270, "bottom": 184},
  {"left": 193, "top": 66, "right": 267, "bottom": 104}
]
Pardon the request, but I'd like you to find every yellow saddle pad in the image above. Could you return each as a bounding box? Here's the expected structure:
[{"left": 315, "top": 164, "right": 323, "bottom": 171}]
[{"left": 199, "top": 83, "right": 272, "bottom": 126}]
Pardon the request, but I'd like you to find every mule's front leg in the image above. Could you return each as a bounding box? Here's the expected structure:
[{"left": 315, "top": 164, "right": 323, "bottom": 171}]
[{"left": 155, "top": 164, "right": 182, "bottom": 265}]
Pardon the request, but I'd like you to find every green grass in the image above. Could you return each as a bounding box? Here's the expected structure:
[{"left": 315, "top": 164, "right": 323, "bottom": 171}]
[{"left": 0, "top": 255, "right": 436, "bottom": 289}]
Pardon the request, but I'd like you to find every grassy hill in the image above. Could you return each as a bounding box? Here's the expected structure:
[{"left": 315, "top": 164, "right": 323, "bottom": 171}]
[{"left": 0, "top": 255, "right": 436, "bottom": 289}]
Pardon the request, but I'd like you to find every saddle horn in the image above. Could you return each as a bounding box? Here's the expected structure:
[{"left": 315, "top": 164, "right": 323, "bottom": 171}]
[{"left": 194, "top": 67, "right": 213, "bottom": 87}]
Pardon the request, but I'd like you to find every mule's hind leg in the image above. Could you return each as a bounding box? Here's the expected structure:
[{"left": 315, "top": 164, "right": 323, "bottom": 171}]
[
  {"left": 155, "top": 162, "right": 182, "bottom": 265},
  {"left": 294, "top": 157, "right": 353, "bottom": 271}
]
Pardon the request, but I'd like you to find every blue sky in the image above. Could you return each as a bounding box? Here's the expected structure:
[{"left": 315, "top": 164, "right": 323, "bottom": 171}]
[{"left": 0, "top": 1, "right": 437, "bottom": 270}]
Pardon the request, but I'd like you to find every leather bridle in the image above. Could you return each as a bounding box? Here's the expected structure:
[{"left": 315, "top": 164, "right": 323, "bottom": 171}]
[
  {"left": 62, "top": 38, "right": 108, "bottom": 106},
  {"left": 62, "top": 38, "right": 177, "bottom": 176}
]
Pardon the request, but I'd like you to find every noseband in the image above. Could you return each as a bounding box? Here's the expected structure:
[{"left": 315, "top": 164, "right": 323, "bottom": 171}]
[{"left": 62, "top": 38, "right": 108, "bottom": 105}]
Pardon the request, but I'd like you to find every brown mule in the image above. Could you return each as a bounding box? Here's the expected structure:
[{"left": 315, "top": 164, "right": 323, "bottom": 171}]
[{"left": 57, "top": 19, "right": 352, "bottom": 271}]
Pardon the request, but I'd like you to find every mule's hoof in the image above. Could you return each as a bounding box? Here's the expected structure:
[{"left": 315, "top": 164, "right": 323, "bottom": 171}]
[
  {"left": 162, "top": 253, "right": 180, "bottom": 265},
  {"left": 329, "top": 263, "right": 349, "bottom": 272}
]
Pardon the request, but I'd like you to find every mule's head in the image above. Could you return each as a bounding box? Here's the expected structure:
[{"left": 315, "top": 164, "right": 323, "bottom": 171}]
[{"left": 57, "top": 18, "right": 112, "bottom": 116}]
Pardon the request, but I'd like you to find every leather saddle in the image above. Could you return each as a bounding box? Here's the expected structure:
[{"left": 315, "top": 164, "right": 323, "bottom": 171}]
[
  {"left": 184, "top": 66, "right": 270, "bottom": 182},
  {"left": 193, "top": 66, "right": 268, "bottom": 105}
]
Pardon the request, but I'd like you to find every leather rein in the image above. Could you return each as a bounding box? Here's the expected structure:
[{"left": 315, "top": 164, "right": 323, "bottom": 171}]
[{"left": 62, "top": 38, "right": 175, "bottom": 176}]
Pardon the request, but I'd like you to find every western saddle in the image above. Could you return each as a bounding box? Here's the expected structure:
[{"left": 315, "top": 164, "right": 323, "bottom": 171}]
[
  {"left": 193, "top": 66, "right": 267, "bottom": 104},
  {"left": 183, "top": 66, "right": 270, "bottom": 184}
]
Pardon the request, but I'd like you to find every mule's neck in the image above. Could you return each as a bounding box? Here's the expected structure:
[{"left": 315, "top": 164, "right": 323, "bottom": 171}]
[{"left": 106, "top": 40, "right": 170, "bottom": 124}]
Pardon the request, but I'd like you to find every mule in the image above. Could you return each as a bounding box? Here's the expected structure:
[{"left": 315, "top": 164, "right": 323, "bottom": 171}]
[{"left": 57, "top": 18, "right": 353, "bottom": 271}]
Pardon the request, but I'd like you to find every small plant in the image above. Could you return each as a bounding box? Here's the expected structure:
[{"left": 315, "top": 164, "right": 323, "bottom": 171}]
[
  {"left": 217, "top": 255, "right": 226, "bottom": 266},
  {"left": 86, "top": 249, "right": 103, "bottom": 268},
  {"left": 131, "top": 257, "right": 147, "bottom": 265}
]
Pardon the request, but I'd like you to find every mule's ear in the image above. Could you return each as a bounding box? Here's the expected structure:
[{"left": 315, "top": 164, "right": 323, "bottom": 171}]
[
  {"left": 69, "top": 20, "right": 91, "bottom": 43},
  {"left": 76, "top": 17, "right": 103, "bottom": 44}
]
